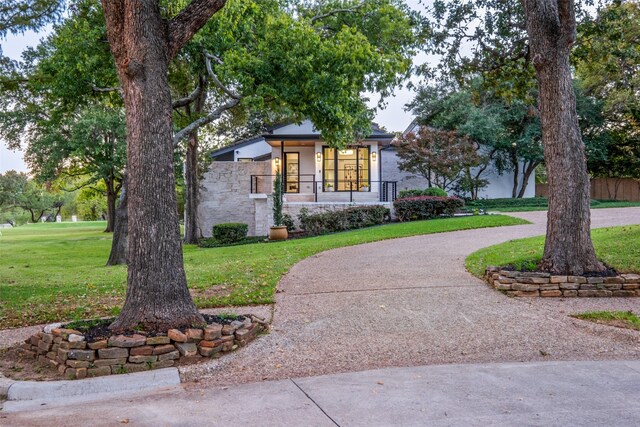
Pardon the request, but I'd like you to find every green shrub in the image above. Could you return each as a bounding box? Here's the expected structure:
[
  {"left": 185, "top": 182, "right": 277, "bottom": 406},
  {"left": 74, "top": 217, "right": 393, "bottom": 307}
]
[
  {"left": 282, "top": 213, "right": 295, "bottom": 232},
  {"left": 399, "top": 187, "right": 448, "bottom": 199},
  {"left": 212, "top": 222, "right": 248, "bottom": 244},
  {"left": 393, "top": 196, "right": 464, "bottom": 222},
  {"left": 298, "top": 205, "right": 390, "bottom": 235}
]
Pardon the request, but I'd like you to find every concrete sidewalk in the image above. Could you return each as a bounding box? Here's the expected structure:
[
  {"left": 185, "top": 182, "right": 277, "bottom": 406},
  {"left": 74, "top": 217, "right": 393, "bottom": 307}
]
[{"left": 3, "top": 360, "right": 640, "bottom": 426}]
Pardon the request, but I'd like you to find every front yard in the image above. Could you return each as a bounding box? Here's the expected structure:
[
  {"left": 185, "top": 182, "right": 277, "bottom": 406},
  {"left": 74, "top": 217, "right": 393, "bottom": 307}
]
[{"left": 0, "top": 215, "right": 528, "bottom": 328}]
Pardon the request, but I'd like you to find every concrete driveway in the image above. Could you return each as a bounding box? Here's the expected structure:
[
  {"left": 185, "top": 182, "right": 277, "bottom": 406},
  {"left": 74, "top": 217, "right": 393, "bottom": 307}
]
[{"left": 178, "top": 208, "right": 640, "bottom": 386}]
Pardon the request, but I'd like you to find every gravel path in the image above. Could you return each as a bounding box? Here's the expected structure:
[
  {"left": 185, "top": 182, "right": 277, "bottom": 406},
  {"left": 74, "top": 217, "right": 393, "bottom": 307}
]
[{"left": 181, "top": 208, "right": 640, "bottom": 387}]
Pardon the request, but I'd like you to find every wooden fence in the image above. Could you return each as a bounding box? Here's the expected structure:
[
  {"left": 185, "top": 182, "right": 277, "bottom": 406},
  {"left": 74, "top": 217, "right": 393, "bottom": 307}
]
[{"left": 536, "top": 178, "right": 640, "bottom": 201}]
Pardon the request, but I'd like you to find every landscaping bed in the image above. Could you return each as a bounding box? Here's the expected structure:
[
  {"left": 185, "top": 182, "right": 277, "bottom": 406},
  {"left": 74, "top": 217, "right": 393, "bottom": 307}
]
[{"left": 5, "top": 313, "right": 267, "bottom": 380}]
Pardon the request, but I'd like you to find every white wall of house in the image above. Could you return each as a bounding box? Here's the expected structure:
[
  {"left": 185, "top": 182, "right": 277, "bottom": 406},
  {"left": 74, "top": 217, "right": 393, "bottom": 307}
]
[
  {"left": 233, "top": 138, "right": 271, "bottom": 161},
  {"left": 381, "top": 148, "right": 536, "bottom": 199}
]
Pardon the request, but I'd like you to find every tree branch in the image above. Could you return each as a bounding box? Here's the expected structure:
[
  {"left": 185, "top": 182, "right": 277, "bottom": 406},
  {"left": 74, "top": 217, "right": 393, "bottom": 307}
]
[
  {"left": 172, "top": 78, "right": 205, "bottom": 109},
  {"left": 91, "top": 85, "right": 122, "bottom": 94},
  {"left": 173, "top": 98, "right": 240, "bottom": 145},
  {"left": 558, "top": 0, "right": 576, "bottom": 46},
  {"left": 311, "top": 2, "right": 366, "bottom": 22},
  {"left": 204, "top": 52, "right": 241, "bottom": 99},
  {"left": 168, "top": 0, "right": 228, "bottom": 60}
]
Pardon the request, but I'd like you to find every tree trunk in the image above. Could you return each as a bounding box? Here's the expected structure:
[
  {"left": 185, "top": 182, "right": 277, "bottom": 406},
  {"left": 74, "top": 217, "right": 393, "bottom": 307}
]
[
  {"left": 183, "top": 79, "right": 206, "bottom": 244},
  {"left": 104, "top": 178, "right": 117, "bottom": 233},
  {"left": 516, "top": 161, "right": 538, "bottom": 198},
  {"left": 106, "top": 172, "right": 128, "bottom": 266},
  {"left": 102, "top": 0, "right": 225, "bottom": 331},
  {"left": 511, "top": 152, "right": 519, "bottom": 198},
  {"left": 524, "top": 0, "right": 604, "bottom": 274},
  {"left": 183, "top": 130, "right": 201, "bottom": 244}
]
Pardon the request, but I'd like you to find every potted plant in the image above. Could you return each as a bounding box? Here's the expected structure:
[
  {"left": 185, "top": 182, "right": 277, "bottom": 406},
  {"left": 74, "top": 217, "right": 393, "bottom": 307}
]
[
  {"left": 325, "top": 183, "right": 334, "bottom": 192},
  {"left": 269, "top": 169, "right": 288, "bottom": 240},
  {"left": 360, "top": 184, "right": 369, "bottom": 192}
]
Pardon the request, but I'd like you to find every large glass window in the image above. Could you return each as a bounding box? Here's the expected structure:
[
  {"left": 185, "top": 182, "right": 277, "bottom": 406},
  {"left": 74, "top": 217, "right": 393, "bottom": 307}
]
[
  {"left": 323, "top": 147, "right": 370, "bottom": 191},
  {"left": 284, "top": 152, "right": 299, "bottom": 193}
]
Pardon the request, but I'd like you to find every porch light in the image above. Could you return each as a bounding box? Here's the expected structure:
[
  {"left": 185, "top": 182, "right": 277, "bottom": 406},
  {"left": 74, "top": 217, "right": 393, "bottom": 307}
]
[
  {"left": 274, "top": 157, "right": 280, "bottom": 167},
  {"left": 316, "top": 152, "right": 322, "bottom": 162},
  {"left": 371, "top": 151, "right": 377, "bottom": 161}
]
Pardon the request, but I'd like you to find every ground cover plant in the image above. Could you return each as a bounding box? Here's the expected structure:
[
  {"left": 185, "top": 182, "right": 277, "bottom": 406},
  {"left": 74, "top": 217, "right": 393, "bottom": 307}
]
[
  {"left": 570, "top": 311, "right": 640, "bottom": 332},
  {"left": 465, "top": 197, "right": 640, "bottom": 212},
  {"left": 466, "top": 225, "right": 640, "bottom": 277},
  {"left": 1, "top": 215, "right": 528, "bottom": 328}
]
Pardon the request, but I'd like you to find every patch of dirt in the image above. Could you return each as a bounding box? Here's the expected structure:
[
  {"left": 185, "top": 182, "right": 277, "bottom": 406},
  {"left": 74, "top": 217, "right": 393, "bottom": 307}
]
[
  {"left": 189, "top": 286, "right": 232, "bottom": 299},
  {"left": 0, "top": 347, "right": 60, "bottom": 381},
  {"left": 501, "top": 263, "right": 618, "bottom": 277}
]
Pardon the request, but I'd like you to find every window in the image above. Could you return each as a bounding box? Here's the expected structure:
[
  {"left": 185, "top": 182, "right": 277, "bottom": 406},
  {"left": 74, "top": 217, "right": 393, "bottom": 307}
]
[
  {"left": 323, "top": 147, "right": 370, "bottom": 191},
  {"left": 284, "top": 152, "right": 299, "bottom": 193}
]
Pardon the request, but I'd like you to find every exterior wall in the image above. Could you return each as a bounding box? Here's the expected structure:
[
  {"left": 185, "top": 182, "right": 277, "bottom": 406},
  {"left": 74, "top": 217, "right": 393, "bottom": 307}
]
[
  {"left": 381, "top": 147, "right": 536, "bottom": 199},
  {"left": 234, "top": 138, "right": 271, "bottom": 161},
  {"left": 380, "top": 148, "right": 430, "bottom": 191},
  {"left": 198, "top": 161, "right": 270, "bottom": 237}
]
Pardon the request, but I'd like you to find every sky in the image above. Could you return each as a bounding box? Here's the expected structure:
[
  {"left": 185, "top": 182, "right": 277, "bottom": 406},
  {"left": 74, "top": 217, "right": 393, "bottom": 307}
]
[{"left": 0, "top": 1, "right": 429, "bottom": 173}]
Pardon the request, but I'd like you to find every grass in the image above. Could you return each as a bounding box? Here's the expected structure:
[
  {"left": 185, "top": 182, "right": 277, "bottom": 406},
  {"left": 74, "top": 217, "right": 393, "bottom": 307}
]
[
  {"left": 465, "top": 197, "right": 640, "bottom": 212},
  {"left": 0, "top": 215, "right": 528, "bottom": 328},
  {"left": 466, "top": 225, "right": 640, "bottom": 277},
  {"left": 571, "top": 311, "right": 640, "bottom": 331}
]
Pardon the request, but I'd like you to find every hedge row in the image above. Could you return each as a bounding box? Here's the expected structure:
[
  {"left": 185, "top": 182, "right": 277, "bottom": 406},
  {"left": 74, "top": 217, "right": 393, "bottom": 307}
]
[
  {"left": 393, "top": 196, "right": 464, "bottom": 222},
  {"left": 398, "top": 187, "right": 448, "bottom": 198},
  {"left": 298, "top": 205, "right": 390, "bottom": 235}
]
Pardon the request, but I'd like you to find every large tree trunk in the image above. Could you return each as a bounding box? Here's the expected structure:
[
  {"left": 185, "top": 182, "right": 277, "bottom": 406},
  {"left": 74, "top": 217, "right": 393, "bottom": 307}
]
[
  {"left": 104, "top": 178, "right": 117, "bottom": 233},
  {"left": 106, "top": 173, "right": 128, "bottom": 266},
  {"left": 102, "top": 0, "right": 226, "bottom": 331},
  {"left": 524, "top": 0, "right": 604, "bottom": 274}
]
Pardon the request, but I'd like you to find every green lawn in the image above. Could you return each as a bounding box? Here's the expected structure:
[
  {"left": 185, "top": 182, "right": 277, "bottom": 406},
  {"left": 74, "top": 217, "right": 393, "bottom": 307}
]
[
  {"left": 466, "top": 225, "right": 640, "bottom": 277},
  {"left": 571, "top": 311, "right": 640, "bottom": 331},
  {"left": 0, "top": 215, "right": 528, "bottom": 328},
  {"left": 465, "top": 198, "right": 640, "bottom": 212}
]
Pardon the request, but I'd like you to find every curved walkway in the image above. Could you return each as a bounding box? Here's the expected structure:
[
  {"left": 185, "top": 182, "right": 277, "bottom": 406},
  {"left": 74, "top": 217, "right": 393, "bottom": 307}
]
[{"left": 181, "top": 207, "right": 640, "bottom": 386}]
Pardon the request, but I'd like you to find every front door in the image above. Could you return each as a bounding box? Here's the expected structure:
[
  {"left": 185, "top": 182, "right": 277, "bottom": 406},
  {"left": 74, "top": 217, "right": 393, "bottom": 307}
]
[{"left": 284, "top": 152, "right": 299, "bottom": 193}]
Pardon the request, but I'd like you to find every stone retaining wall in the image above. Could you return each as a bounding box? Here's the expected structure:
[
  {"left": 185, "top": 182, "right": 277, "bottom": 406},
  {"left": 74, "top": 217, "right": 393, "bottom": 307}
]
[
  {"left": 486, "top": 267, "right": 640, "bottom": 297},
  {"left": 19, "top": 317, "right": 266, "bottom": 379}
]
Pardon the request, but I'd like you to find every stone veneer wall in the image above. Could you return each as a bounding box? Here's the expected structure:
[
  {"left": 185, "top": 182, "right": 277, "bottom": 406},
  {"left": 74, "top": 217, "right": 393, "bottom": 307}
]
[
  {"left": 197, "top": 161, "right": 271, "bottom": 237},
  {"left": 20, "top": 317, "right": 266, "bottom": 379},
  {"left": 486, "top": 267, "right": 640, "bottom": 297}
]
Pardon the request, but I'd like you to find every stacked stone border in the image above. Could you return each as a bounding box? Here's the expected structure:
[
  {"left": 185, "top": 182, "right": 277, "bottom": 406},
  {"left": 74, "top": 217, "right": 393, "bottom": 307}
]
[
  {"left": 485, "top": 267, "right": 640, "bottom": 298},
  {"left": 18, "top": 315, "right": 267, "bottom": 379}
]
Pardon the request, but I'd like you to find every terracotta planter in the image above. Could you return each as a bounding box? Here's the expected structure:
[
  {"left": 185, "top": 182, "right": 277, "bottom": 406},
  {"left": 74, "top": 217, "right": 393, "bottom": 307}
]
[{"left": 269, "top": 226, "right": 288, "bottom": 241}]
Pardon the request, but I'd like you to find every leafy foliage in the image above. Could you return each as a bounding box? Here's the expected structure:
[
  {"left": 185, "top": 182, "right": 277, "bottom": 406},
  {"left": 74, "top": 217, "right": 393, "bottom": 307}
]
[
  {"left": 272, "top": 169, "right": 284, "bottom": 226},
  {"left": 297, "top": 205, "right": 390, "bottom": 235},
  {"left": 398, "top": 187, "right": 448, "bottom": 198},
  {"left": 212, "top": 222, "right": 249, "bottom": 244},
  {"left": 393, "top": 196, "right": 464, "bottom": 222}
]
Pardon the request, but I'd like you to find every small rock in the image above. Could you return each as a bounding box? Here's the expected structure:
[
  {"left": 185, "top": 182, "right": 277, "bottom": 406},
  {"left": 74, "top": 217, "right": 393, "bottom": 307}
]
[
  {"left": 76, "top": 368, "right": 88, "bottom": 379},
  {"left": 168, "top": 329, "right": 188, "bottom": 343},
  {"left": 221, "top": 324, "right": 236, "bottom": 335},
  {"left": 93, "top": 358, "right": 127, "bottom": 367},
  {"left": 87, "top": 366, "right": 112, "bottom": 377},
  {"left": 44, "top": 323, "right": 63, "bottom": 334},
  {"left": 175, "top": 342, "right": 197, "bottom": 357},
  {"left": 66, "top": 360, "right": 90, "bottom": 368},
  {"left": 122, "top": 363, "right": 148, "bottom": 373},
  {"left": 41, "top": 333, "right": 54, "bottom": 344},
  {"left": 130, "top": 346, "right": 154, "bottom": 356},
  {"left": 158, "top": 350, "right": 180, "bottom": 361},
  {"left": 68, "top": 349, "right": 95, "bottom": 361},
  {"left": 68, "top": 334, "right": 85, "bottom": 343},
  {"left": 98, "top": 347, "right": 129, "bottom": 359},
  {"left": 128, "top": 355, "right": 157, "bottom": 364},
  {"left": 152, "top": 344, "right": 176, "bottom": 355},
  {"left": 108, "top": 334, "right": 146, "bottom": 348},
  {"left": 151, "top": 360, "right": 175, "bottom": 369},
  {"left": 146, "top": 336, "right": 170, "bottom": 345},
  {"left": 199, "top": 346, "right": 220, "bottom": 357},
  {"left": 203, "top": 324, "right": 222, "bottom": 340},
  {"left": 88, "top": 340, "right": 108, "bottom": 350},
  {"left": 60, "top": 341, "right": 86, "bottom": 350},
  {"left": 186, "top": 328, "right": 203, "bottom": 342}
]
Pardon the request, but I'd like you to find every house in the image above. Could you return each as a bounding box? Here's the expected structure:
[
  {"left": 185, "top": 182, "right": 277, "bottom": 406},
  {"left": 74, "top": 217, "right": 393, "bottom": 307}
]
[
  {"left": 381, "top": 120, "right": 536, "bottom": 199},
  {"left": 198, "top": 120, "right": 397, "bottom": 236},
  {"left": 197, "top": 119, "right": 535, "bottom": 237}
]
